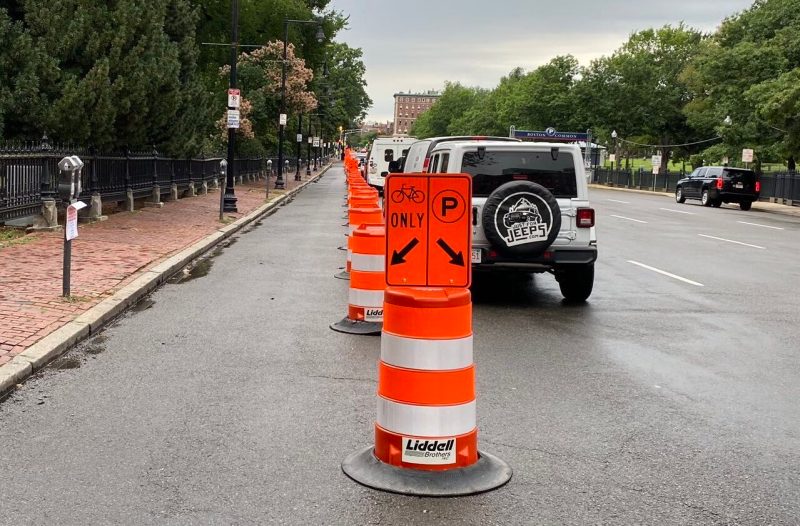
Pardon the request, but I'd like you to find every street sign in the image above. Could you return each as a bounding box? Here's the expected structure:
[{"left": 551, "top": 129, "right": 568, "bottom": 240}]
[
  {"left": 385, "top": 173, "right": 472, "bottom": 287},
  {"left": 227, "top": 88, "right": 241, "bottom": 108},
  {"left": 313, "top": 137, "right": 320, "bottom": 147},
  {"left": 608, "top": 154, "right": 616, "bottom": 163},
  {"left": 742, "top": 149, "right": 754, "bottom": 163},
  {"left": 227, "top": 110, "right": 240, "bottom": 129},
  {"left": 296, "top": 133, "right": 303, "bottom": 143},
  {"left": 65, "top": 201, "right": 87, "bottom": 241},
  {"left": 279, "top": 113, "right": 287, "bottom": 126},
  {"left": 651, "top": 154, "right": 662, "bottom": 167}
]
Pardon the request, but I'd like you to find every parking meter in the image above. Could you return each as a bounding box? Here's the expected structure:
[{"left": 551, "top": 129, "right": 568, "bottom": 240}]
[
  {"left": 266, "top": 159, "right": 273, "bottom": 175},
  {"left": 57, "top": 156, "right": 84, "bottom": 203},
  {"left": 219, "top": 159, "right": 228, "bottom": 221}
]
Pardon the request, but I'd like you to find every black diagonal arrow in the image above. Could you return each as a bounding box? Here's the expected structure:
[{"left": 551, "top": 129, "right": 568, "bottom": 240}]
[
  {"left": 391, "top": 238, "right": 420, "bottom": 265},
  {"left": 436, "top": 238, "right": 465, "bottom": 266}
]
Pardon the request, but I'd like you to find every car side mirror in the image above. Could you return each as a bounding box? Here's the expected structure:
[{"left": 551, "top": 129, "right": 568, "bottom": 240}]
[{"left": 381, "top": 171, "right": 388, "bottom": 178}]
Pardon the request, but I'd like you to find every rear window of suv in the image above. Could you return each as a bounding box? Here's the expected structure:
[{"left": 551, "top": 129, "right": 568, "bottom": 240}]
[{"left": 460, "top": 150, "right": 578, "bottom": 198}]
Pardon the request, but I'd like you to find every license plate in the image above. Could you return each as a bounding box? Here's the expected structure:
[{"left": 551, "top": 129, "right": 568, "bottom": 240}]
[
  {"left": 471, "top": 248, "right": 481, "bottom": 263},
  {"left": 734, "top": 183, "right": 743, "bottom": 189}
]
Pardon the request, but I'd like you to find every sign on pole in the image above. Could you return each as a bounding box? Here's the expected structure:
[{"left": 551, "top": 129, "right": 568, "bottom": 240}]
[
  {"left": 651, "top": 154, "right": 662, "bottom": 167},
  {"left": 279, "top": 113, "right": 288, "bottom": 126},
  {"left": 742, "top": 149, "right": 754, "bottom": 163},
  {"left": 227, "top": 88, "right": 241, "bottom": 108},
  {"left": 313, "top": 137, "right": 320, "bottom": 147},
  {"left": 227, "top": 110, "right": 240, "bottom": 129},
  {"left": 296, "top": 133, "right": 303, "bottom": 143},
  {"left": 65, "top": 201, "right": 87, "bottom": 241},
  {"left": 385, "top": 173, "right": 472, "bottom": 288},
  {"left": 608, "top": 154, "right": 616, "bottom": 163}
]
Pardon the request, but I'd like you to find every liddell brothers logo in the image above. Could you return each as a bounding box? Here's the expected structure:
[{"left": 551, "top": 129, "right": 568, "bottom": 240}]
[
  {"left": 496, "top": 194, "right": 552, "bottom": 247},
  {"left": 401, "top": 437, "right": 456, "bottom": 465}
]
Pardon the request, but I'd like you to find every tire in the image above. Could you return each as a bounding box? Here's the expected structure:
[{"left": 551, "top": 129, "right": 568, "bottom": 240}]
[
  {"left": 481, "top": 181, "right": 561, "bottom": 257},
  {"left": 390, "top": 190, "right": 404, "bottom": 203},
  {"left": 739, "top": 201, "right": 752, "bottom": 211},
  {"left": 712, "top": 199, "right": 722, "bottom": 208},
  {"left": 557, "top": 264, "right": 594, "bottom": 302},
  {"left": 701, "top": 189, "right": 711, "bottom": 206},
  {"left": 675, "top": 186, "right": 686, "bottom": 203}
]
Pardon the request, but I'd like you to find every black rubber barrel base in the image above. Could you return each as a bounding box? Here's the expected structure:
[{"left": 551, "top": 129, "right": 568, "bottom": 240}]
[
  {"left": 330, "top": 319, "right": 381, "bottom": 335},
  {"left": 342, "top": 446, "right": 512, "bottom": 497},
  {"left": 333, "top": 271, "right": 350, "bottom": 280}
]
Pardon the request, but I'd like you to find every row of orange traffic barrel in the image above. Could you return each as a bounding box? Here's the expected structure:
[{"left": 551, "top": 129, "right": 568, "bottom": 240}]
[{"left": 334, "top": 150, "right": 510, "bottom": 497}]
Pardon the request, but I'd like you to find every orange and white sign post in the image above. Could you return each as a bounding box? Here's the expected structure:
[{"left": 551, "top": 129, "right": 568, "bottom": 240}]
[{"left": 342, "top": 173, "right": 512, "bottom": 496}]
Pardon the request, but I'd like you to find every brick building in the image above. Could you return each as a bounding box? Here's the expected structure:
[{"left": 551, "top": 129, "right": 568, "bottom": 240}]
[{"left": 393, "top": 90, "right": 440, "bottom": 135}]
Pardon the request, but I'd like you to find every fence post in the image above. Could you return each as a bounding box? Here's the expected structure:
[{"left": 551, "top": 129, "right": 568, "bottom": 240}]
[
  {"left": 170, "top": 156, "right": 180, "bottom": 200},
  {"left": 125, "top": 150, "right": 135, "bottom": 211},
  {"left": 30, "top": 135, "right": 59, "bottom": 231},
  {"left": 86, "top": 146, "right": 106, "bottom": 222},
  {"left": 144, "top": 146, "right": 163, "bottom": 208}
]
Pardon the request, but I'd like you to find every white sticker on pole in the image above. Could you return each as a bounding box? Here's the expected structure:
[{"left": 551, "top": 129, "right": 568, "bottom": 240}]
[
  {"left": 227, "top": 110, "right": 240, "bottom": 129},
  {"left": 279, "top": 113, "right": 288, "bottom": 126},
  {"left": 742, "top": 149, "right": 754, "bottom": 163},
  {"left": 364, "top": 308, "right": 383, "bottom": 322},
  {"left": 401, "top": 437, "right": 456, "bottom": 465},
  {"left": 227, "top": 88, "right": 241, "bottom": 108},
  {"left": 65, "top": 201, "right": 87, "bottom": 241}
]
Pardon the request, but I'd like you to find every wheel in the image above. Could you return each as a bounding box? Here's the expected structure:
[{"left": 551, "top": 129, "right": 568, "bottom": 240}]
[
  {"left": 390, "top": 189, "right": 404, "bottom": 203},
  {"left": 739, "top": 201, "right": 752, "bottom": 211},
  {"left": 556, "top": 264, "right": 594, "bottom": 302},
  {"left": 712, "top": 199, "right": 722, "bottom": 208},
  {"left": 701, "top": 189, "right": 711, "bottom": 206},
  {"left": 675, "top": 187, "right": 685, "bottom": 203},
  {"left": 411, "top": 190, "right": 425, "bottom": 203},
  {"left": 481, "top": 181, "right": 561, "bottom": 257}
]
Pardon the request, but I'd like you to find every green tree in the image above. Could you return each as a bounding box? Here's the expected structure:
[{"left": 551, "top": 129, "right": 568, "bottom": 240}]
[
  {"left": 684, "top": 0, "right": 800, "bottom": 167},
  {"left": 575, "top": 25, "right": 704, "bottom": 170},
  {"left": 411, "top": 83, "right": 484, "bottom": 138}
]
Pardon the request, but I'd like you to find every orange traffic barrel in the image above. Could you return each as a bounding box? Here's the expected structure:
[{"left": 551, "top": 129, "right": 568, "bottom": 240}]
[
  {"left": 331, "top": 225, "right": 386, "bottom": 335},
  {"left": 348, "top": 206, "right": 382, "bottom": 233},
  {"left": 342, "top": 286, "right": 512, "bottom": 496}
]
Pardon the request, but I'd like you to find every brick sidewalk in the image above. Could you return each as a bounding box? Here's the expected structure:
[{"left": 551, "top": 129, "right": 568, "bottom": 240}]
[{"left": 0, "top": 172, "right": 320, "bottom": 367}]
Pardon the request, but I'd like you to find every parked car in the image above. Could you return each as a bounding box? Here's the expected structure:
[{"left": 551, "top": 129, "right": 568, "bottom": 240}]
[
  {"left": 675, "top": 166, "right": 760, "bottom": 210},
  {"left": 428, "top": 140, "right": 597, "bottom": 302},
  {"left": 402, "top": 136, "right": 521, "bottom": 174}
]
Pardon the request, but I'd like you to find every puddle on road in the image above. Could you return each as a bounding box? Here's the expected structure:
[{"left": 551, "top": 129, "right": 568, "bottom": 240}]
[
  {"left": 84, "top": 334, "right": 108, "bottom": 355},
  {"left": 168, "top": 237, "right": 242, "bottom": 284},
  {"left": 51, "top": 356, "right": 81, "bottom": 370},
  {"left": 131, "top": 298, "right": 155, "bottom": 312}
]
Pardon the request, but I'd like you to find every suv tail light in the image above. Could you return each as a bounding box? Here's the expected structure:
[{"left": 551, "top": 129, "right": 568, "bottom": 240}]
[
  {"left": 577, "top": 208, "right": 595, "bottom": 228},
  {"left": 755, "top": 180, "right": 761, "bottom": 192},
  {"left": 716, "top": 177, "right": 724, "bottom": 190},
  {"left": 422, "top": 157, "right": 430, "bottom": 171}
]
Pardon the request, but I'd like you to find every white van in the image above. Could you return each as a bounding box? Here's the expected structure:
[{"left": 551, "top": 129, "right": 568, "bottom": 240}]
[{"left": 365, "top": 136, "right": 417, "bottom": 191}]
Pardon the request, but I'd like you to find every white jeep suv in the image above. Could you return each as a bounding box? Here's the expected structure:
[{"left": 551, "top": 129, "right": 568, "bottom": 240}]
[{"left": 426, "top": 141, "right": 597, "bottom": 301}]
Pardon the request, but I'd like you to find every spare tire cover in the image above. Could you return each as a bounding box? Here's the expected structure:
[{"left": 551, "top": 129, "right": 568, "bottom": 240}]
[{"left": 481, "top": 181, "right": 561, "bottom": 256}]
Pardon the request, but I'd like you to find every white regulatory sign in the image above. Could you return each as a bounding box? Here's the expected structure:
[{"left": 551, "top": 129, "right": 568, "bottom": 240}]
[
  {"left": 65, "top": 201, "right": 87, "bottom": 241},
  {"left": 313, "top": 138, "right": 320, "bottom": 147},
  {"left": 227, "top": 110, "right": 240, "bottom": 129},
  {"left": 651, "top": 155, "right": 662, "bottom": 167},
  {"left": 279, "top": 113, "right": 288, "bottom": 126},
  {"left": 227, "top": 88, "right": 241, "bottom": 108},
  {"left": 742, "top": 149, "right": 754, "bottom": 163}
]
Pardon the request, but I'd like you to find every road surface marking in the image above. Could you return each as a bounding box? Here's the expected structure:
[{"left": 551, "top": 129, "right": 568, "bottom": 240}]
[
  {"left": 660, "top": 207, "right": 695, "bottom": 215},
  {"left": 698, "top": 234, "right": 765, "bottom": 250},
  {"left": 737, "top": 221, "right": 784, "bottom": 231},
  {"left": 607, "top": 199, "right": 630, "bottom": 204},
  {"left": 627, "top": 260, "right": 704, "bottom": 287},
  {"left": 611, "top": 214, "right": 648, "bottom": 223}
]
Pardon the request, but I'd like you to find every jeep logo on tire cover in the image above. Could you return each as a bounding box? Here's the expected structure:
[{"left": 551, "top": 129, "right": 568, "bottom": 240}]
[{"left": 494, "top": 193, "right": 553, "bottom": 247}]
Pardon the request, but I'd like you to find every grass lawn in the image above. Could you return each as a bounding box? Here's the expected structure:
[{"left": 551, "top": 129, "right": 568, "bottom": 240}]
[
  {"left": 601, "top": 158, "right": 788, "bottom": 172},
  {"left": 0, "top": 227, "right": 35, "bottom": 249}
]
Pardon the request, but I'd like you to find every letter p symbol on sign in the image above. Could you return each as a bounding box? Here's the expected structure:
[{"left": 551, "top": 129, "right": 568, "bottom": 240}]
[{"left": 442, "top": 197, "right": 458, "bottom": 217}]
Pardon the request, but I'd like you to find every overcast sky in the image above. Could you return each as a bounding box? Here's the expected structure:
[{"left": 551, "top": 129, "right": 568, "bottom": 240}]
[{"left": 327, "top": 0, "right": 754, "bottom": 122}]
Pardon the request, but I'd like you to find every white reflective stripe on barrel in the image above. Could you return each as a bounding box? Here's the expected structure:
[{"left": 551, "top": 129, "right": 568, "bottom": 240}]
[
  {"left": 381, "top": 332, "right": 473, "bottom": 371},
  {"left": 349, "top": 288, "right": 384, "bottom": 308},
  {"left": 377, "top": 397, "right": 476, "bottom": 437},
  {"left": 351, "top": 253, "right": 384, "bottom": 272}
]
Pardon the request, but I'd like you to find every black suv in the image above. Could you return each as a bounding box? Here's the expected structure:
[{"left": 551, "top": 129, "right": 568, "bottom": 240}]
[{"left": 675, "top": 166, "right": 760, "bottom": 210}]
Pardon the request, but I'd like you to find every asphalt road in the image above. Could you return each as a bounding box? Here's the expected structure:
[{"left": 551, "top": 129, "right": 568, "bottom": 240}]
[{"left": 1, "top": 169, "right": 799, "bottom": 525}]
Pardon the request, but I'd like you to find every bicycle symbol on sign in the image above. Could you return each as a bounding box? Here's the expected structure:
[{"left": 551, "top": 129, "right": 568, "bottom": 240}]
[{"left": 390, "top": 184, "right": 425, "bottom": 204}]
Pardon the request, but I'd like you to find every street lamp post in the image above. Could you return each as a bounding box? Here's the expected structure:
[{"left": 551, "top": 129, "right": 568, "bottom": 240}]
[
  {"left": 611, "top": 130, "right": 618, "bottom": 174},
  {"left": 223, "top": 0, "right": 239, "bottom": 212},
  {"left": 276, "top": 18, "right": 325, "bottom": 190},
  {"left": 295, "top": 113, "right": 303, "bottom": 181}
]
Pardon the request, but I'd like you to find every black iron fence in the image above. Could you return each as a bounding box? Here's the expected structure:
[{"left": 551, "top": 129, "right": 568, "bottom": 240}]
[
  {"left": 592, "top": 168, "right": 799, "bottom": 205},
  {"left": 0, "top": 138, "right": 317, "bottom": 222}
]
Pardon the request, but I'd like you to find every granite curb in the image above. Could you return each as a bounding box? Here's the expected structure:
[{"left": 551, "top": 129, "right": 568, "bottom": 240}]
[{"left": 0, "top": 164, "right": 334, "bottom": 396}]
